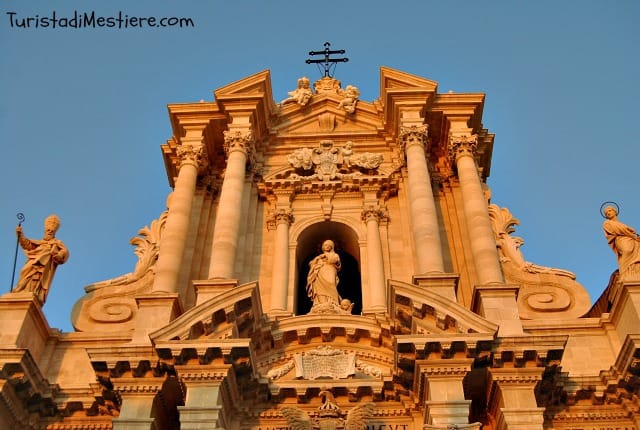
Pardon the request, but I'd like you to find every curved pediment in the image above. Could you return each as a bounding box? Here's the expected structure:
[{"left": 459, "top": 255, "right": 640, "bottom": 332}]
[
  {"left": 388, "top": 279, "right": 499, "bottom": 335},
  {"left": 149, "top": 281, "right": 263, "bottom": 343}
]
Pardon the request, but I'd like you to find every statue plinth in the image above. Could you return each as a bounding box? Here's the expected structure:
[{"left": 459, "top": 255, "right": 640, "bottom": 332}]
[{"left": 0, "top": 291, "right": 52, "bottom": 363}]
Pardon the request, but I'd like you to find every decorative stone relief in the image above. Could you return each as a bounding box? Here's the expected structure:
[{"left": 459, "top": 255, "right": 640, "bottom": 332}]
[
  {"left": 265, "top": 359, "right": 295, "bottom": 380},
  {"left": 355, "top": 359, "right": 384, "bottom": 377},
  {"left": 489, "top": 204, "right": 590, "bottom": 319},
  {"left": 281, "top": 76, "right": 313, "bottom": 106},
  {"left": 293, "top": 346, "right": 356, "bottom": 379},
  {"left": 314, "top": 76, "right": 343, "bottom": 95},
  {"left": 282, "top": 389, "right": 375, "bottom": 430},
  {"left": 71, "top": 210, "right": 168, "bottom": 332},
  {"left": 287, "top": 140, "right": 383, "bottom": 182}
]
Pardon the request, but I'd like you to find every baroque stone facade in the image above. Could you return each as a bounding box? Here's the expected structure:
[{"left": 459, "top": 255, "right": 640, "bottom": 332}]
[{"left": 1, "top": 68, "right": 639, "bottom": 430}]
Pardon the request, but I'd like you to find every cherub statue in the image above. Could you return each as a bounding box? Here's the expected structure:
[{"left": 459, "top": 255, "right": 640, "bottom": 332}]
[
  {"left": 13, "top": 214, "right": 69, "bottom": 304},
  {"left": 338, "top": 85, "right": 360, "bottom": 113},
  {"left": 282, "top": 77, "right": 313, "bottom": 106}
]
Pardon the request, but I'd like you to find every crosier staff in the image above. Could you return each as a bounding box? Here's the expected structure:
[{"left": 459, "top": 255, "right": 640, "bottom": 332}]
[{"left": 10, "top": 212, "right": 25, "bottom": 292}]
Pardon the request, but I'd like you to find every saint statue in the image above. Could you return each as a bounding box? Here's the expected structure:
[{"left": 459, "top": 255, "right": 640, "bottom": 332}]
[
  {"left": 13, "top": 214, "right": 69, "bottom": 304},
  {"left": 306, "top": 240, "right": 352, "bottom": 314},
  {"left": 603, "top": 205, "right": 640, "bottom": 280}
]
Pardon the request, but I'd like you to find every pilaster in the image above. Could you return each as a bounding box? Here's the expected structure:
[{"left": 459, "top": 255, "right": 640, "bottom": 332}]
[
  {"left": 488, "top": 367, "right": 545, "bottom": 430},
  {"left": 417, "top": 358, "right": 474, "bottom": 426}
]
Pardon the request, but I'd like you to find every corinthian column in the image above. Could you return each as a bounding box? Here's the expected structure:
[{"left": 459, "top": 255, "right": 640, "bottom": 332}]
[
  {"left": 208, "top": 129, "right": 253, "bottom": 279},
  {"left": 448, "top": 132, "right": 503, "bottom": 285},
  {"left": 400, "top": 124, "right": 445, "bottom": 274},
  {"left": 269, "top": 209, "right": 293, "bottom": 313},
  {"left": 153, "top": 144, "right": 205, "bottom": 293},
  {"left": 362, "top": 205, "right": 387, "bottom": 312}
]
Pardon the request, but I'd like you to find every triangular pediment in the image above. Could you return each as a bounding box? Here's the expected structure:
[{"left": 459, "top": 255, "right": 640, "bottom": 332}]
[
  {"left": 214, "top": 69, "right": 273, "bottom": 99},
  {"left": 380, "top": 66, "right": 439, "bottom": 93},
  {"left": 271, "top": 96, "right": 383, "bottom": 139}
]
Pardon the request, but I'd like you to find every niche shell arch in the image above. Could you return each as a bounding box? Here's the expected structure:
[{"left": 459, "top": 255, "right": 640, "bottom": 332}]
[{"left": 294, "top": 221, "right": 362, "bottom": 315}]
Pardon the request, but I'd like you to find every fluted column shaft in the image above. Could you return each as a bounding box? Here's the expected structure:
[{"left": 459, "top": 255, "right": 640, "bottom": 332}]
[
  {"left": 449, "top": 133, "right": 504, "bottom": 285},
  {"left": 153, "top": 145, "right": 203, "bottom": 293},
  {"left": 401, "top": 125, "right": 445, "bottom": 274},
  {"left": 270, "top": 210, "right": 293, "bottom": 312},
  {"left": 363, "top": 207, "right": 386, "bottom": 311},
  {"left": 208, "top": 130, "right": 252, "bottom": 279}
]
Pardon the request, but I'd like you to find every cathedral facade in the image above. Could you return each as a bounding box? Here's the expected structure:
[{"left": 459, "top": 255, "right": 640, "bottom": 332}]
[{"left": 1, "top": 67, "right": 639, "bottom": 430}]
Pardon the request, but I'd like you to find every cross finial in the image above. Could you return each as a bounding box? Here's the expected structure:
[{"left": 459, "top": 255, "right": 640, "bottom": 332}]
[{"left": 306, "top": 42, "right": 348, "bottom": 78}]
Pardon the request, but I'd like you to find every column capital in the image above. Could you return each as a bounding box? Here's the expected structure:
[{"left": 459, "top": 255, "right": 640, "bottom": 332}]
[
  {"left": 361, "top": 204, "right": 388, "bottom": 224},
  {"left": 447, "top": 132, "right": 478, "bottom": 162},
  {"left": 399, "top": 124, "right": 429, "bottom": 154},
  {"left": 267, "top": 208, "right": 294, "bottom": 231},
  {"left": 223, "top": 129, "right": 253, "bottom": 157},
  {"left": 177, "top": 144, "right": 208, "bottom": 171}
]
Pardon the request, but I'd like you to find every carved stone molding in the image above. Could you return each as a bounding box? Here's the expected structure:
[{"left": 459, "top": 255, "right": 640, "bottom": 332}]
[{"left": 447, "top": 132, "right": 478, "bottom": 162}]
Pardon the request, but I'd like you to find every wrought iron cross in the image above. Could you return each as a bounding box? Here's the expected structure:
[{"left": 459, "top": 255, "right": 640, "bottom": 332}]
[{"left": 306, "top": 42, "right": 348, "bottom": 78}]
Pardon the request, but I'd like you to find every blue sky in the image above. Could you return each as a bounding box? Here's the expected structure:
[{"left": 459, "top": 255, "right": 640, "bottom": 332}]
[{"left": 1, "top": 1, "right": 638, "bottom": 331}]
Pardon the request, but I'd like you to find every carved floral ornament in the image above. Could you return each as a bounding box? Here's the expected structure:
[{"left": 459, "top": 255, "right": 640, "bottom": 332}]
[
  {"left": 399, "top": 124, "right": 429, "bottom": 153},
  {"left": 223, "top": 129, "right": 254, "bottom": 156},
  {"left": 267, "top": 208, "right": 294, "bottom": 230},
  {"left": 287, "top": 140, "right": 383, "bottom": 182},
  {"left": 447, "top": 132, "right": 478, "bottom": 162},
  {"left": 362, "top": 205, "right": 388, "bottom": 224},
  {"left": 176, "top": 143, "right": 207, "bottom": 170}
]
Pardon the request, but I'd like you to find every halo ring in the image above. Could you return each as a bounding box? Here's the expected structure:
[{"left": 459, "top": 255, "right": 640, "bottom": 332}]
[{"left": 600, "top": 201, "right": 620, "bottom": 218}]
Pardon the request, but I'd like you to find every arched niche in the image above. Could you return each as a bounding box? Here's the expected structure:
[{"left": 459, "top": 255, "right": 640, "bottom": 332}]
[{"left": 295, "top": 221, "right": 362, "bottom": 315}]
